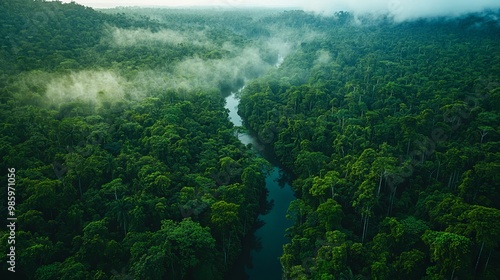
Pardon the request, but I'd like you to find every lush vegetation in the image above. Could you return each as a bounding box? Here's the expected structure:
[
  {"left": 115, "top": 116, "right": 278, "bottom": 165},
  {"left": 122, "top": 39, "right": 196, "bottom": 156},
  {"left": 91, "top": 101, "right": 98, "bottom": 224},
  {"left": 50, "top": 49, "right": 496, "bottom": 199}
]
[
  {"left": 0, "top": 1, "right": 499, "bottom": 279},
  {"left": 239, "top": 10, "right": 500, "bottom": 280},
  {"left": 0, "top": 1, "right": 273, "bottom": 279}
]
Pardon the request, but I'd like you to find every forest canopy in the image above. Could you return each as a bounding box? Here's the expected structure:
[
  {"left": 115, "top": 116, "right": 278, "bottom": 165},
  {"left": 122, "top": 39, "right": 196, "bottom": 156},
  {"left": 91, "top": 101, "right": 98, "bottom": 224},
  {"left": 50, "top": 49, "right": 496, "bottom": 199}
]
[
  {"left": 0, "top": 0, "right": 499, "bottom": 279},
  {"left": 238, "top": 7, "right": 500, "bottom": 280},
  {"left": 0, "top": 1, "right": 274, "bottom": 279}
]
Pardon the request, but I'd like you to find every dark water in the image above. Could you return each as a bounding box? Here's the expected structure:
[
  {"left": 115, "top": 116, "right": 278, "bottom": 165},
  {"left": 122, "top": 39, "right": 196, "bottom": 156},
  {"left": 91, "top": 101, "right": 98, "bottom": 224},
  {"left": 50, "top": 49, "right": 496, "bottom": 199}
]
[
  {"left": 224, "top": 92, "right": 295, "bottom": 280},
  {"left": 246, "top": 167, "right": 294, "bottom": 279}
]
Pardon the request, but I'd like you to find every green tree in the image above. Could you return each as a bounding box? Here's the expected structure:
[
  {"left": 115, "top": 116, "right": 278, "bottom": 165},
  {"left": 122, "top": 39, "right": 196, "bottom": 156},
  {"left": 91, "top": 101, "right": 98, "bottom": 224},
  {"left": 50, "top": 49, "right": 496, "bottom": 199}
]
[
  {"left": 455, "top": 205, "right": 500, "bottom": 274},
  {"left": 315, "top": 199, "right": 343, "bottom": 231},
  {"left": 423, "top": 230, "right": 471, "bottom": 279},
  {"left": 210, "top": 201, "right": 240, "bottom": 265}
]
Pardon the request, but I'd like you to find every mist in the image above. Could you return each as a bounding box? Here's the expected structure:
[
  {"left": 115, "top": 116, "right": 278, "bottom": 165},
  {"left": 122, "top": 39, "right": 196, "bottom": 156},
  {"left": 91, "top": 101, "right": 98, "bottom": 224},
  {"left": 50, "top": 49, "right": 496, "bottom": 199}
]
[
  {"left": 13, "top": 34, "right": 290, "bottom": 108},
  {"left": 66, "top": 0, "right": 500, "bottom": 22},
  {"left": 109, "top": 27, "right": 187, "bottom": 46},
  {"left": 23, "top": 0, "right": 499, "bottom": 109},
  {"left": 45, "top": 70, "right": 128, "bottom": 105},
  {"left": 103, "top": 22, "right": 308, "bottom": 97},
  {"left": 130, "top": 46, "right": 271, "bottom": 96},
  {"left": 106, "top": 26, "right": 213, "bottom": 48},
  {"left": 299, "top": 0, "right": 500, "bottom": 21},
  {"left": 10, "top": 16, "right": 303, "bottom": 108}
]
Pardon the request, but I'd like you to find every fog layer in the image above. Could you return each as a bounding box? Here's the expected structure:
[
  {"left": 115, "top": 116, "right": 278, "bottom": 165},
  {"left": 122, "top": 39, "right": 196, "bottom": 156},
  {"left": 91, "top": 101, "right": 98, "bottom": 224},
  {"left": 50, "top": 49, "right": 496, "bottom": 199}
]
[{"left": 301, "top": 0, "right": 500, "bottom": 21}]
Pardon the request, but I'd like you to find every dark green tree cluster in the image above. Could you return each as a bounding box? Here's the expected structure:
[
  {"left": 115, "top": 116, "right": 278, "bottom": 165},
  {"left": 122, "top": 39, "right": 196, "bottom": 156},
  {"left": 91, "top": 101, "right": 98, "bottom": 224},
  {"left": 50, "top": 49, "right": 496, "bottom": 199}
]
[
  {"left": 0, "top": 0, "right": 155, "bottom": 74},
  {"left": 239, "top": 13, "right": 500, "bottom": 280},
  {"left": 1, "top": 1, "right": 499, "bottom": 279},
  {"left": 0, "top": 1, "right": 271, "bottom": 279}
]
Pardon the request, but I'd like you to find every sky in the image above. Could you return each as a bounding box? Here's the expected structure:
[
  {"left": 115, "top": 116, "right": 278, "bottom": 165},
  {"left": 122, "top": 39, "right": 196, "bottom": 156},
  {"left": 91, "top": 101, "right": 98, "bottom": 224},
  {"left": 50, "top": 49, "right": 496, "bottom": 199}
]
[{"left": 62, "top": 0, "right": 500, "bottom": 21}]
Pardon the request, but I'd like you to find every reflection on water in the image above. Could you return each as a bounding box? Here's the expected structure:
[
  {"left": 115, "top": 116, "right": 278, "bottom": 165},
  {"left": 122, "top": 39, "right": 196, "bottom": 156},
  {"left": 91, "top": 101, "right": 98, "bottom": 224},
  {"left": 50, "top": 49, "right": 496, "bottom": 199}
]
[
  {"left": 246, "top": 167, "right": 294, "bottom": 280},
  {"left": 224, "top": 91, "right": 295, "bottom": 280},
  {"left": 225, "top": 93, "right": 243, "bottom": 127}
]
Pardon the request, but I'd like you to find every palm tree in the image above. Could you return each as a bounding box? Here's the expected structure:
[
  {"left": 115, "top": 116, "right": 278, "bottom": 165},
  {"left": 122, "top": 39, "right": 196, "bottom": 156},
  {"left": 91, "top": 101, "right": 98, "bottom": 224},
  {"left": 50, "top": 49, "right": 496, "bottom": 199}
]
[{"left": 111, "top": 198, "right": 131, "bottom": 236}]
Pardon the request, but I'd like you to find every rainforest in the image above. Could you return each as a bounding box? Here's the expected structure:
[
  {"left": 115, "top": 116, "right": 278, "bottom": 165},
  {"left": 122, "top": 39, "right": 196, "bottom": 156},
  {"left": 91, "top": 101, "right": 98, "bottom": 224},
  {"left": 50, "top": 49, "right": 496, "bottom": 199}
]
[{"left": 0, "top": 1, "right": 499, "bottom": 279}]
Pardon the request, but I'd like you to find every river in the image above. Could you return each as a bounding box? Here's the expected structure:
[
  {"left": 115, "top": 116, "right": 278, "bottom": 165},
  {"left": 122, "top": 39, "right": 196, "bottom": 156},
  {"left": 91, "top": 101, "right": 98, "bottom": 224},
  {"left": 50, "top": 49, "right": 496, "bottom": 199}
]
[{"left": 224, "top": 90, "right": 295, "bottom": 280}]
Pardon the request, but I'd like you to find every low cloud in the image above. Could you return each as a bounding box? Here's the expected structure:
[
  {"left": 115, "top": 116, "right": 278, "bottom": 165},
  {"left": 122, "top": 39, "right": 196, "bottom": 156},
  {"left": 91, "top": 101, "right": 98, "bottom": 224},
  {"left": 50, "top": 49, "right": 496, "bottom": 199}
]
[
  {"left": 65, "top": 0, "right": 500, "bottom": 21},
  {"left": 299, "top": 0, "right": 500, "bottom": 21},
  {"left": 45, "top": 70, "right": 128, "bottom": 105},
  {"left": 102, "top": 24, "right": 295, "bottom": 94},
  {"left": 314, "top": 50, "right": 331, "bottom": 66},
  {"left": 10, "top": 70, "right": 130, "bottom": 109},
  {"left": 109, "top": 27, "right": 187, "bottom": 46},
  {"left": 106, "top": 26, "right": 212, "bottom": 48},
  {"left": 131, "top": 47, "right": 271, "bottom": 94}
]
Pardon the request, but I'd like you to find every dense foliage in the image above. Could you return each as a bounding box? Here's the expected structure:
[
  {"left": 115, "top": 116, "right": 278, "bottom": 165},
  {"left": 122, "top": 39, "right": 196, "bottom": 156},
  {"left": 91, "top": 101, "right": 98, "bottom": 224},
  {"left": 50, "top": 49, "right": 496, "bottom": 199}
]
[
  {"left": 1, "top": 1, "right": 499, "bottom": 279},
  {"left": 239, "top": 10, "right": 500, "bottom": 280},
  {"left": 0, "top": 1, "right": 272, "bottom": 279}
]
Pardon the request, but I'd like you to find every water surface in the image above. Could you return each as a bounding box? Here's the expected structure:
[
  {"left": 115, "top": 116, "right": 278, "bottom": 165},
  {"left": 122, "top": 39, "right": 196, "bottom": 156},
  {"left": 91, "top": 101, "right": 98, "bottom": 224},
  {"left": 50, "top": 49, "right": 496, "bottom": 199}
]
[{"left": 224, "top": 91, "right": 295, "bottom": 280}]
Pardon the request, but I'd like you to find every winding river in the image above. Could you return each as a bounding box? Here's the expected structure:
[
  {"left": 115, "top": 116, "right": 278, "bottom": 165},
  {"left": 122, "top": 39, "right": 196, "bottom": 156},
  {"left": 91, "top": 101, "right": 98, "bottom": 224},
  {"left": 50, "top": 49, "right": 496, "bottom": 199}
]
[{"left": 224, "top": 91, "right": 295, "bottom": 280}]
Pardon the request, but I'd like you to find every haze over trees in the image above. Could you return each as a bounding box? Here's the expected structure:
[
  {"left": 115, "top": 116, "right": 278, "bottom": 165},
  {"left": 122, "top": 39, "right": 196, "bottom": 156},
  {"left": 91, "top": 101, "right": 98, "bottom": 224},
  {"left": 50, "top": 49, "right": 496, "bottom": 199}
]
[
  {"left": 239, "top": 9, "right": 500, "bottom": 280},
  {"left": 0, "top": 0, "right": 499, "bottom": 279},
  {"left": 0, "top": 1, "right": 272, "bottom": 279}
]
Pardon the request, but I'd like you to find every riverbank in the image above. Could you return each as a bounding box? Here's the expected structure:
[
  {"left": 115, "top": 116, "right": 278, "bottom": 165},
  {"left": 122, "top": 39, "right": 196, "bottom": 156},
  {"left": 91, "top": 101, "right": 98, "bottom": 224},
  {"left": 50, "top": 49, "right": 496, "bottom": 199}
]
[{"left": 224, "top": 91, "right": 295, "bottom": 279}]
